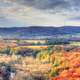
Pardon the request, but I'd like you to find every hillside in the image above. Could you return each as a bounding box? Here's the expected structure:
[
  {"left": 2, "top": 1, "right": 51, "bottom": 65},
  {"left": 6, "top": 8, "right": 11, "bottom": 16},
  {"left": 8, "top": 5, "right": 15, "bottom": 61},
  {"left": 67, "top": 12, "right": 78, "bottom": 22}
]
[{"left": 0, "top": 26, "right": 80, "bottom": 39}]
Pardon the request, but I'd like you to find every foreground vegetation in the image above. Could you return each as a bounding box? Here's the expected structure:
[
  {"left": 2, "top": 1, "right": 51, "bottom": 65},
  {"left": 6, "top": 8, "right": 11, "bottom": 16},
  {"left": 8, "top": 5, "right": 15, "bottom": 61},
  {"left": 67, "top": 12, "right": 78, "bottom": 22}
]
[{"left": 0, "top": 45, "right": 80, "bottom": 80}]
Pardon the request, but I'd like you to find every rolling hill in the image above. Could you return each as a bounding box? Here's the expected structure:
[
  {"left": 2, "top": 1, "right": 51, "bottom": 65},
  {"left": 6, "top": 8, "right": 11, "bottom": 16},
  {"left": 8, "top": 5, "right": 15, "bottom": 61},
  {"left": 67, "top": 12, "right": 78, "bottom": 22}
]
[{"left": 0, "top": 26, "right": 80, "bottom": 40}]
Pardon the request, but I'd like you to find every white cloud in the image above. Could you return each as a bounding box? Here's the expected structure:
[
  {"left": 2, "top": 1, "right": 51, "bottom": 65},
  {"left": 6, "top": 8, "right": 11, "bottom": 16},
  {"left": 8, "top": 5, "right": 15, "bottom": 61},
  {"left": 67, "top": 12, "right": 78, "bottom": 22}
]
[
  {"left": 65, "top": 19, "right": 80, "bottom": 26},
  {"left": 0, "top": 1, "right": 67, "bottom": 27},
  {"left": 0, "top": 0, "right": 80, "bottom": 27}
]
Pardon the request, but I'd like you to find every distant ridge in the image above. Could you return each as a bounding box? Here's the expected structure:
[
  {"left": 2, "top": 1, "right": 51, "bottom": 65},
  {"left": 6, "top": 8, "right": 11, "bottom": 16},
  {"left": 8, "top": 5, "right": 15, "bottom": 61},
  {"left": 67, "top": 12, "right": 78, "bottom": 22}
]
[{"left": 0, "top": 26, "right": 80, "bottom": 39}]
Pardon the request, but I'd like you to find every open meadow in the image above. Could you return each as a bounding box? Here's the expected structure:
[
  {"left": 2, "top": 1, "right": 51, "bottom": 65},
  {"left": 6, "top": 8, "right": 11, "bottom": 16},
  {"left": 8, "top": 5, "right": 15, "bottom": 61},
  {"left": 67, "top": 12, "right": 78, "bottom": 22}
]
[{"left": 0, "top": 40, "right": 80, "bottom": 80}]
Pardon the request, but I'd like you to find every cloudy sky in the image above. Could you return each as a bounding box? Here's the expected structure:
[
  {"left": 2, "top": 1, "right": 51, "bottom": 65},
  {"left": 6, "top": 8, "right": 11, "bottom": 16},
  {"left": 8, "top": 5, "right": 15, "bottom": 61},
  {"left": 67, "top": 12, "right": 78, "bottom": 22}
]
[{"left": 0, "top": 0, "right": 80, "bottom": 27}]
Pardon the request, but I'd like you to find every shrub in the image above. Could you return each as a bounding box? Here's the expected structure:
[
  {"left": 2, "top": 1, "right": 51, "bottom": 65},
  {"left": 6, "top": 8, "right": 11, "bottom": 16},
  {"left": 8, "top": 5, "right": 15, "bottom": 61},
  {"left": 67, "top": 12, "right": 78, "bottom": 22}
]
[{"left": 2, "top": 47, "right": 13, "bottom": 55}]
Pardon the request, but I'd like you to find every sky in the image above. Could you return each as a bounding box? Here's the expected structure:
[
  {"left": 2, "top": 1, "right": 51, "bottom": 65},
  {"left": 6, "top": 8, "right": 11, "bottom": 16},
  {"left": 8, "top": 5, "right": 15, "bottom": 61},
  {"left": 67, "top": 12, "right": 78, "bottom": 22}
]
[{"left": 0, "top": 0, "right": 80, "bottom": 27}]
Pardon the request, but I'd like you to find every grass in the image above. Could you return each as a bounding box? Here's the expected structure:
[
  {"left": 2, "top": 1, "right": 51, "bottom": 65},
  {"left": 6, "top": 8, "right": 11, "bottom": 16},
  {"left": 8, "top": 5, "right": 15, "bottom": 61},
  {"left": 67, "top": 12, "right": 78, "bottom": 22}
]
[{"left": 0, "top": 54, "right": 51, "bottom": 80}]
